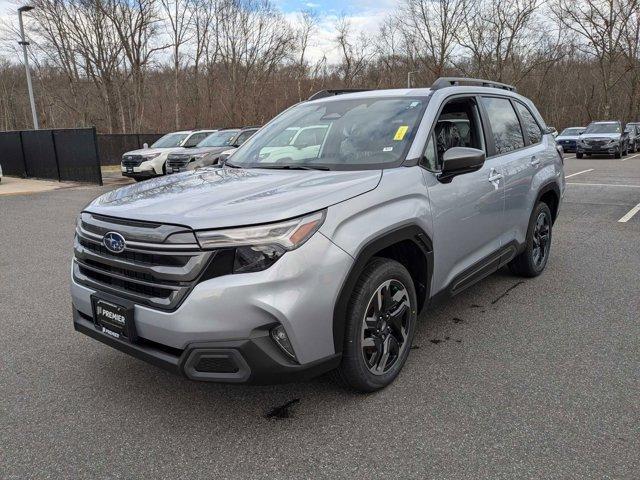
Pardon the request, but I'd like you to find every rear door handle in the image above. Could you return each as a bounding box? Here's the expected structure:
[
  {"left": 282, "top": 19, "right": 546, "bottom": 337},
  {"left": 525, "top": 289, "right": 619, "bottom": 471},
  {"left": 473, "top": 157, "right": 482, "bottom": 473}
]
[{"left": 531, "top": 157, "right": 541, "bottom": 167}]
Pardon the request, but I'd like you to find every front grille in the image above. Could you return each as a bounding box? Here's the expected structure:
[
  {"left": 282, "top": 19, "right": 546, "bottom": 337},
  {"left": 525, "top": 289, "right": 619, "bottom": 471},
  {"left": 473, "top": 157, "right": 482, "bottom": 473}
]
[
  {"left": 74, "top": 213, "right": 214, "bottom": 310},
  {"left": 166, "top": 155, "right": 190, "bottom": 169},
  {"left": 122, "top": 155, "right": 143, "bottom": 167},
  {"left": 585, "top": 139, "right": 606, "bottom": 147}
]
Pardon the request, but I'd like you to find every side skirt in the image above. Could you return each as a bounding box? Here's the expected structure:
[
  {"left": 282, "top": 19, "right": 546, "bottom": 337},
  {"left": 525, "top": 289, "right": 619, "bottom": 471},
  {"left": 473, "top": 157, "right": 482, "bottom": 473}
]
[{"left": 428, "top": 241, "right": 521, "bottom": 308}]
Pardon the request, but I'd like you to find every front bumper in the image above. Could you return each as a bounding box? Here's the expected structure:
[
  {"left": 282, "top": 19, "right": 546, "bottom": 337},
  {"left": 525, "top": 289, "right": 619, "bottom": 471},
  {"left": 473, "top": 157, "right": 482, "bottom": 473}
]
[
  {"left": 73, "top": 309, "right": 340, "bottom": 384},
  {"left": 557, "top": 140, "right": 577, "bottom": 152},
  {"left": 577, "top": 143, "right": 618, "bottom": 155},
  {"left": 71, "top": 231, "right": 354, "bottom": 383}
]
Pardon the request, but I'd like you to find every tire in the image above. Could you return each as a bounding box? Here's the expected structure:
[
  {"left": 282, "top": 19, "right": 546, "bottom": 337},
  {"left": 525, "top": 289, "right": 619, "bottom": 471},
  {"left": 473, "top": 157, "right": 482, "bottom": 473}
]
[
  {"left": 576, "top": 152, "right": 583, "bottom": 159},
  {"left": 333, "top": 258, "right": 418, "bottom": 392},
  {"left": 509, "top": 202, "right": 553, "bottom": 278},
  {"left": 162, "top": 163, "right": 167, "bottom": 175},
  {"left": 614, "top": 148, "right": 621, "bottom": 159}
]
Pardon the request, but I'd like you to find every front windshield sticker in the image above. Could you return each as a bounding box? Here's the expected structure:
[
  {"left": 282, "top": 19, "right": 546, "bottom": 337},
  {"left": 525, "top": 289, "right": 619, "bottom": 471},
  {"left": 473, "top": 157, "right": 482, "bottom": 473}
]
[
  {"left": 383, "top": 147, "right": 393, "bottom": 152},
  {"left": 394, "top": 126, "right": 409, "bottom": 141}
]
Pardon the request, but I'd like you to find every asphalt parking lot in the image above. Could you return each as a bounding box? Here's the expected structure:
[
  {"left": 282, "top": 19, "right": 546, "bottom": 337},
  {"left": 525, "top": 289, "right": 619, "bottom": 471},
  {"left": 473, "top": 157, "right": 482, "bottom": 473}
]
[{"left": 1, "top": 155, "right": 639, "bottom": 479}]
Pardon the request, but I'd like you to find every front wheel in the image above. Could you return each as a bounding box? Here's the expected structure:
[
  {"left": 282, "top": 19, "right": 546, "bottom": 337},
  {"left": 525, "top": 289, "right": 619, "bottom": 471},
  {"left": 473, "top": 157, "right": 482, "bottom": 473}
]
[
  {"left": 509, "top": 202, "right": 553, "bottom": 277},
  {"left": 334, "top": 258, "right": 417, "bottom": 392},
  {"left": 576, "top": 152, "right": 583, "bottom": 159}
]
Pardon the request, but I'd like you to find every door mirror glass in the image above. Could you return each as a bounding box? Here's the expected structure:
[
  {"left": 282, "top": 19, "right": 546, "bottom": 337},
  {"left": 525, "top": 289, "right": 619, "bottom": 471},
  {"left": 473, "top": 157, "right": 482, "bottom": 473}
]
[{"left": 439, "top": 147, "right": 485, "bottom": 182}]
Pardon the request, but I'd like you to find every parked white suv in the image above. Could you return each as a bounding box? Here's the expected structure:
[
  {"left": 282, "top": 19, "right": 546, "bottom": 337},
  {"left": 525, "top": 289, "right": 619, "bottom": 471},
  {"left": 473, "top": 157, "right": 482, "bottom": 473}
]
[{"left": 121, "top": 130, "right": 217, "bottom": 181}]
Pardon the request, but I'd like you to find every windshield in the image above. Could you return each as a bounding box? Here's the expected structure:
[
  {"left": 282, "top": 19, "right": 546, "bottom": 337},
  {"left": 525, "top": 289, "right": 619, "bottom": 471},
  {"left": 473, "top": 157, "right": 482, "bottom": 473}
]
[
  {"left": 228, "top": 97, "right": 428, "bottom": 170},
  {"left": 560, "top": 128, "right": 583, "bottom": 136},
  {"left": 584, "top": 123, "right": 620, "bottom": 134},
  {"left": 197, "top": 130, "right": 239, "bottom": 147},
  {"left": 151, "top": 133, "right": 189, "bottom": 148}
]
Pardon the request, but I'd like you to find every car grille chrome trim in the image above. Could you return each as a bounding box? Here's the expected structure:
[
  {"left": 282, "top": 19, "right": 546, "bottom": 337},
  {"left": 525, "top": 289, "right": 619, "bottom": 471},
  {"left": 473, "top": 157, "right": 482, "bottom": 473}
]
[
  {"left": 122, "top": 155, "right": 144, "bottom": 167},
  {"left": 73, "top": 213, "right": 213, "bottom": 311}
]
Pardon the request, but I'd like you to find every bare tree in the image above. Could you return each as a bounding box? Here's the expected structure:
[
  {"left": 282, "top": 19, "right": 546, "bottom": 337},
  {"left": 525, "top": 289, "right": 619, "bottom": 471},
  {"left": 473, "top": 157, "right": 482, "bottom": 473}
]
[
  {"left": 396, "top": 0, "right": 469, "bottom": 78},
  {"left": 555, "top": 0, "right": 639, "bottom": 117},
  {"left": 160, "top": 0, "right": 194, "bottom": 129},
  {"left": 334, "top": 15, "right": 372, "bottom": 87}
]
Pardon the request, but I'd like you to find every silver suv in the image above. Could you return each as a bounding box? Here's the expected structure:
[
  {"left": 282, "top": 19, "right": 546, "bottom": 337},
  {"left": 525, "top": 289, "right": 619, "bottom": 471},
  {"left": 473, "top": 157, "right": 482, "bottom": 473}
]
[{"left": 71, "top": 78, "right": 565, "bottom": 392}]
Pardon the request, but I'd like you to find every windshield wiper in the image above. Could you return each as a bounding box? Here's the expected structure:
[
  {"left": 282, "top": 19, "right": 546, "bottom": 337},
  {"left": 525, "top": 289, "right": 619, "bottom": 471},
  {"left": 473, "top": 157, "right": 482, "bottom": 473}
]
[
  {"left": 256, "top": 164, "right": 331, "bottom": 171},
  {"left": 224, "top": 161, "right": 242, "bottom": 168}
]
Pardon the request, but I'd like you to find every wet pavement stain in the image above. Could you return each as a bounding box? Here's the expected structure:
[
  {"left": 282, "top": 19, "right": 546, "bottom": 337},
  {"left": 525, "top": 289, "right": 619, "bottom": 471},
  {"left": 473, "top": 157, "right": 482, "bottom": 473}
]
[
  {"left": 410, "top": 345, "right": 420, "bottom": 350},
  {"left": 453, "top": 317, "right": 464, "bottom": 323},
  {"left": 430, "top": 339, "right": 441, "bottom": 344},
  {"left": 265, "top": 399, "right": 301, "bottom": 420},
  {"left": 491, "top": 281, "right": 525, "bottom": 305}
]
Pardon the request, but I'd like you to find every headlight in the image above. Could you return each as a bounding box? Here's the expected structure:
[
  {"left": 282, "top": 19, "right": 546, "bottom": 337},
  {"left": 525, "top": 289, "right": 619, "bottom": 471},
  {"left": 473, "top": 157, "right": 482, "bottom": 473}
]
[
  {"left": 191, "top": 153, "right": 208, "bottom": 161},
  {"left": 196, "top": 210, "right": 326, "bottom": 273},
  {"left": 196, "top": 210, "right": 325, "bottom": 250},
  {"left": 141, "top": 153, "right": 160, "bottom": 160}
]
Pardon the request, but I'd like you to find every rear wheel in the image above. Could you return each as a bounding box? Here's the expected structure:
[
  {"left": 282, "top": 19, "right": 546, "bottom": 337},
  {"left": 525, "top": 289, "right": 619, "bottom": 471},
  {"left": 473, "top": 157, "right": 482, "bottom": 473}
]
[
  {"left": 334, "top": 258, "right": 417, "bottom": 392},
  {"left": 509, "top": 202, "right": 552, "bottom": 277}
]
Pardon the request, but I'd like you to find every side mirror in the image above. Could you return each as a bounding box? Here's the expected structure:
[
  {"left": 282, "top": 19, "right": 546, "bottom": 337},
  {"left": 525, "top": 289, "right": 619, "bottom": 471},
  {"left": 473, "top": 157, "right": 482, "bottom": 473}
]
[
  {"left": 143, "top": 142, "right": 149, "bottom": 149},
  {"left": 438, "top": 147, "right": 485, "bottom": 183},
  {"left": 543, "top": 126, "right": 557, "bottom": 136}
]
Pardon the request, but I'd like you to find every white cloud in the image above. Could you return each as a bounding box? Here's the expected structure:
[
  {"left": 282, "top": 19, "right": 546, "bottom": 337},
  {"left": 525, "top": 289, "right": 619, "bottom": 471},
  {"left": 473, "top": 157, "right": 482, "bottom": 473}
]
[{"left": 285, "top": 2, "right": 396, "bottom": 64}]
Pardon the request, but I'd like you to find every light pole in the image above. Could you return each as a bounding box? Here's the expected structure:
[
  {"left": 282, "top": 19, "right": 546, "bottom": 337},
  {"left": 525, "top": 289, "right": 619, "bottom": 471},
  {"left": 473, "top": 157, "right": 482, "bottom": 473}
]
[
  {"left": 18, "top": 5, "right": 39, "bottom": 130},
  {"left": 407, "top": 71, "right": 419, "bottom": 89}
]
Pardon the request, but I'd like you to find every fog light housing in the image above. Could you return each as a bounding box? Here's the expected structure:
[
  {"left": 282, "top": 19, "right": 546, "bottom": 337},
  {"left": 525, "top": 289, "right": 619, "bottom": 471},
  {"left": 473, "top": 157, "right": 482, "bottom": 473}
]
[{"left": 270, "top": 325, "right": 296, "bottom": 360}]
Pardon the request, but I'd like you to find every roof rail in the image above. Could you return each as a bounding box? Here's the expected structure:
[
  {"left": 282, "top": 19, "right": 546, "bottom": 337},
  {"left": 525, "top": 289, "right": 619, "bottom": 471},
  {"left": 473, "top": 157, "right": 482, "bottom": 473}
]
[
  {"left": 308, "top": 89, "right": 372, "bottom": 101},
  {"left": 431, "top": 77, "right": 517, "bottom": 92}
]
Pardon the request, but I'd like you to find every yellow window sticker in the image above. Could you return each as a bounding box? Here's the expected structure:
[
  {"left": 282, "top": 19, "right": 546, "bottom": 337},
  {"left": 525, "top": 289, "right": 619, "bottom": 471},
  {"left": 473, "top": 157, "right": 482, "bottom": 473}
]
[{"left": 394, "top": 125, "right": 409, "bottom": 141}]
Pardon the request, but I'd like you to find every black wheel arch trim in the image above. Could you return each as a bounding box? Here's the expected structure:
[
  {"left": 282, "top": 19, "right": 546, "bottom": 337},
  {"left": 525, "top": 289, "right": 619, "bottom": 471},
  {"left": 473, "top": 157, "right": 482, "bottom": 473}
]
[
  {"left": 535, "top": 180, "right": 561, "bottom": 223},
  {"left": 332, "top": 224, "right": 433, "bottom": 354}
]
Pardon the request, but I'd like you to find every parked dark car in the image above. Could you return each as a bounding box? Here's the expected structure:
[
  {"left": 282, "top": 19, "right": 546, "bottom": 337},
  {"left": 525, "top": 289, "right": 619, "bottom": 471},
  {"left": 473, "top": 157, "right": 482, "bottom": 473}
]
[
  {"left": 625, "top": 123, "right": 640, "bottom": 153},
  {"left": 556, "top": 127, "right": 585, "bottom": 153},
  {"left": 576, "top": 121, "right": 629, "bottom": 159}
]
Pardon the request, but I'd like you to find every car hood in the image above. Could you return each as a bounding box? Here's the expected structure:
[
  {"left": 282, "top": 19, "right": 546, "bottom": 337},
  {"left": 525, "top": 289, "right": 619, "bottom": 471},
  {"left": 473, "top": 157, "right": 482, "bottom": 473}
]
[
  {"left": 168, "top": 146, "right": 230, "bottom": 157},
  {"left": 86, "top": 167, "right": 382, "bottom": 230},
  {"left": 580, "top": 133, "right": 621, "bottom": 140},
  {"left": 557, "top": 135, "right": 580, "bottom": 141},
  {"left": 124, "top": 147, "right": 180, "bottom": 156}
]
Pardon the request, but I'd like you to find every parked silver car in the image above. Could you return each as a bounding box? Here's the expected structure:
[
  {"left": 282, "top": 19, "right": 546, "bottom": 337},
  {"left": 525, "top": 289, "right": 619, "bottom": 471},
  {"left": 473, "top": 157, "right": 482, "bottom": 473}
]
[
  {"left": 71, "top": 77, "right": 564, "bottom": 392},
  {"left": 165, "top": 128, "right": 259, "bottom": 173}
]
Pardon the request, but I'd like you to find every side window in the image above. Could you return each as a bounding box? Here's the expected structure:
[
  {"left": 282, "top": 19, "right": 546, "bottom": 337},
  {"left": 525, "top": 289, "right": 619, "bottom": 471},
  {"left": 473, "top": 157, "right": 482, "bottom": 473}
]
[
  {"left": 481, "top": 97, "right": 525, "bottom": 154},
  {"left": 423, "top": 96, "right": 485, "bottom": 171},
  {"left": 514, "top": 102, "right": 542, "bottom": 144},
  {"left": 235, "top": 131, "right": 255, "bottom": 146},
  {"left": 184, "top": 133, "right": 207, "bottom": 147}
]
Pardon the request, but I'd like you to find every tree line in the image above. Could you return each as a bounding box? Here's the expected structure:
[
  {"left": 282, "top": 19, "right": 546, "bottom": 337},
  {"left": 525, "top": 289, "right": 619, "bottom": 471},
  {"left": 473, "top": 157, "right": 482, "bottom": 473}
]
[{"left": 0, "top": 0, "right": 638, "bottom": 133}]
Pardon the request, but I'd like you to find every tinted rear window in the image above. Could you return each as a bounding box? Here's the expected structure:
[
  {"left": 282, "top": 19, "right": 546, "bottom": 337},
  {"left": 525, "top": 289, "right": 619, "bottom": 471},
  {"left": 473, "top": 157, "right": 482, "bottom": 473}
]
[{"left": 481, "top": 97, "right": 525, "bottom": 154}]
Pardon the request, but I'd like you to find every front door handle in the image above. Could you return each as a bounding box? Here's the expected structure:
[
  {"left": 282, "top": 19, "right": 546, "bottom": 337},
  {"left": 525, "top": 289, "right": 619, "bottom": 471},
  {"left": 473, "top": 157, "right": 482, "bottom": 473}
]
[
  {"left": 488, "top": 169, "right": 503, "bottom": 190},
  {"left": 531, "top": 156, "right": 541, "bottom": 167}
]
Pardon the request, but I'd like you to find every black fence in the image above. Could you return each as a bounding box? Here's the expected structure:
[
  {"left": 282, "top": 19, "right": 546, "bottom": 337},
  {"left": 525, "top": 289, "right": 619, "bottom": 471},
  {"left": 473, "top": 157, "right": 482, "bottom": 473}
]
[
  {"left": 97, "top": 133, "right": 164, "bottom": 165},
  {"left": 1, "top": 128, "right": 102, "bottom": 185}
]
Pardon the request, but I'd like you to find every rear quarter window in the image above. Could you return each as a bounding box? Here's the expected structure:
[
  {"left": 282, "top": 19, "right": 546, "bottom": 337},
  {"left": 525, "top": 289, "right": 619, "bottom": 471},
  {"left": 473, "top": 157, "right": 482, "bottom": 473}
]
[{"left": 514, "top": 102, "right": 543, "bottom": 144}]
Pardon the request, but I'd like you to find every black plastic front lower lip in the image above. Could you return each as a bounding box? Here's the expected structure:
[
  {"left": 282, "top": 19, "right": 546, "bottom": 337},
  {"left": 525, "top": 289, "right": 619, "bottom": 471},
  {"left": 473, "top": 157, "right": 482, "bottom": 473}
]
[{"left": 73, "top": 308, "right": 341, "bottom": 385}]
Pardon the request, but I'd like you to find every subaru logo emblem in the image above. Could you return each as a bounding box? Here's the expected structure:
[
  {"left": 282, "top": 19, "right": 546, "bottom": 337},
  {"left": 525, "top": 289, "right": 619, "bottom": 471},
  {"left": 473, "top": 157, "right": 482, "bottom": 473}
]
[{"left": 103, "top": 231, "right": 126, "bottom": 253}]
